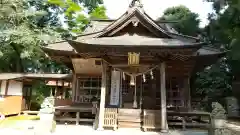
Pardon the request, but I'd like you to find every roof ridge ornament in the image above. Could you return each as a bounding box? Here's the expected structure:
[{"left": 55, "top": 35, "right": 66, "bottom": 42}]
[{"left": 129, "top": 0, "right": 143, "bottom": 8}]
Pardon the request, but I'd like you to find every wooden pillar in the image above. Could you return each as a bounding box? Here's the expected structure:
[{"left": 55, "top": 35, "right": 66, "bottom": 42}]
[
  {"left": 50, "top": 88, "right": 53, "bottom": 96},
  {"left": 72, "top": 74, "right": 77, "bottom": 102},
  {"left": 5, "top": 80, "right": 9, "bottom": 96},
  {"left": 106, "top": 66, "right": 111, "bottom": 105},
  {"left": 97, "top": 60, "right": 107, "bottom": 130},
  {"left": 55, "top": 81, "right": 58, "bottom": 98},
  {"left": 61, "top": 80, "right": 64, "bottom": 99},
  {"left": 184, "top": 77, "right": 191, "bottom": 110},
  {"left": 160, "top": 62, "right": 168, "bottom": 132},
  {"left": 140, "top": 76, "right": 143, "bottom": 109},
  {"left": 133, "top": 76, "right": 137, "bottom": 108},
  {"left": 76, "top": 112, "right": 80, "bottom": 125},
  {"left": 120, "top": 71, "right": 123, "bottom": 108}
]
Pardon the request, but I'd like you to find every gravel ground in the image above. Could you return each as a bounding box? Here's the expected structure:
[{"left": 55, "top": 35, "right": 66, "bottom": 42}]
[
  {"left": 0, "top": 124, "right": 209, "bottom": 135},
  {"left": 52, "top": 125, "right": 208, "bottom": 135}
]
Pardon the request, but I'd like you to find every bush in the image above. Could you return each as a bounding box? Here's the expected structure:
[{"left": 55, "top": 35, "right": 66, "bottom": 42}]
[{"left": 30, "top": 101, "right": 41, "bottom": 111}]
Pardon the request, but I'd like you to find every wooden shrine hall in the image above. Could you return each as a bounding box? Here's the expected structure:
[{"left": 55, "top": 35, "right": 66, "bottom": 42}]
[{"left": 42, "top": 0, "right": 225, "bottom": 132}]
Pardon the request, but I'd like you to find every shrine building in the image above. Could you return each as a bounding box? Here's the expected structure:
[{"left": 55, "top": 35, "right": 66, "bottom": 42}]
[{"left": 42, "top": 0, "right": 225, "bottom": 132}]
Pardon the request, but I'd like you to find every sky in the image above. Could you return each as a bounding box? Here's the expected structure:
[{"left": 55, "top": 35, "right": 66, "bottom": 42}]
[{"left": 103, "top": 0, "right": 214, "bottom": 27}]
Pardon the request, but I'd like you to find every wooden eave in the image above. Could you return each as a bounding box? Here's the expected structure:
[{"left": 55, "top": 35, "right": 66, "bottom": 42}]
[
  {"left": 68, "top": 37, "right": 205, "bottom": 47},
  {"left": 41, "top": 40, "right": 78, "bottom": 56},
  {"left": 68, "top": 39, "right": 203, "bottom": 57},
  {"left": 42, "top": 47, "right": 77, "bottom": 56},
  {"left": 0, "top": 73, "right": 72, "bottom": 81},
  {"left": 195, "top": 46, "right": 227, "bottom": 57},
  {"left": 49, "top": 56, "right": 74, "bottom": 70},
  {"left": 191, "top": 47, "right": 226, "bottom": 73}
]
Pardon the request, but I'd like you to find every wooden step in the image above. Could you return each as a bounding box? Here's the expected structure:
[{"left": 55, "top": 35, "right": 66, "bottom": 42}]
[
  {"left": 118, "top": 115, "right": 141, "bottom": 118},
  {"left": 118, "top": 116, "right": 141, "bottom": 122},
  {"left": 118, "top": 109, "right": 141, "bottom": 116},
  {"left": 118, "top": 121, "right": 141, "bottom": 128}
]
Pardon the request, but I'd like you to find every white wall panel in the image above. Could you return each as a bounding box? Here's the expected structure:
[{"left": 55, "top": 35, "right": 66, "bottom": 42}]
[{"left": 7, "top": 80, "right": 23, "bottom": 96}]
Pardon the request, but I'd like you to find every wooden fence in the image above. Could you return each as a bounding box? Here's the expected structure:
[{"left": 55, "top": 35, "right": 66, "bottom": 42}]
[
  {"left": 142, "top": 109, "right": 161, "bottom": 131},
  {"left": 94, "top": 108, "right": 118, "bottom": 130}
]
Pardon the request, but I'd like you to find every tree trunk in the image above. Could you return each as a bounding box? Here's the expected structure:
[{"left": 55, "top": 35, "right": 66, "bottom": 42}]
[{"left": 10, "top": 43, "right": 24, "bottom": 72}]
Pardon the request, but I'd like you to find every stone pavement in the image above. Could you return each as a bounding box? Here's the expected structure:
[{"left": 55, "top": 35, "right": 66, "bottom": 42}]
[
  {"left": 53, "top": 125, "right": 208, "bottom": 135},
  {"left": 225, "top": 123, "right": 240, "bottom": 134},
  {"left": 0, "top": 128, "right": 35, "bottom": 135},
  {"left": 0, "top": 124, "right": 208, "bottom": 135}
]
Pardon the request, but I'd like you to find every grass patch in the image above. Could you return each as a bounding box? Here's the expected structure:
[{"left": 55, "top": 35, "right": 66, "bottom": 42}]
[
  {"left": 0, "top": 115, "right": 56, "bottom": 133},
  {"left": 0, "top": 115, "right": 40, "bottom": 128}
]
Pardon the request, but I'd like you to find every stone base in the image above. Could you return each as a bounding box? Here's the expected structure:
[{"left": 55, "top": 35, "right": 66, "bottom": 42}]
[
  {"left": 213, "top": 119, "right": 226, "bottom": 129},
  {"left": 161, "top": 129, "right": 169, "bottom": 133},
  {"left": 38, "top": 113, "right": 54, "bottom": 121},
  {"left": 97, "top": 127, "right": 104, "bottom": 131}
]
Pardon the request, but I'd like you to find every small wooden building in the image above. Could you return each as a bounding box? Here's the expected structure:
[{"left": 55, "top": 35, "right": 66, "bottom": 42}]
[
  {"left": 42, "top": 0, "right": 225, "bottom": 131},
  {"left": 0, "top": 73, "right": 71, "bottom": 116},
  {"left": 46, "top": 80, "right": 73, "bottom": 106}
]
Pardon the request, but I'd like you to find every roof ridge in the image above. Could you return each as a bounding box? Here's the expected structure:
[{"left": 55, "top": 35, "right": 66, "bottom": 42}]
[{"left": 89, "top": 19, "right": 179, "bottom": 23}]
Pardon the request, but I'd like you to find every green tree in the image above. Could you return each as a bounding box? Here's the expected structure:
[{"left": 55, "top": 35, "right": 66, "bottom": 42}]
[
  {"left": 193, "top": 0, "right": 240, "bottom": 110},
  {"left": 1, "top": 0, "right": 43, "bottom": 72},
  {"left": 0, "top": 0, "right": 71, "bottom": 73},
  {"left": 159, "top": 5, "right": 200, "bottom": 36},
  {"left": 205, "top": 0, "right": 240, "bottom": 68},
  {"left": 77, "top": 0, "right": 103, "bottom": 12},
  {"left": 48, "top": 0, "right": 107, "bottom": 35},
  {"left": 90, "top": 6, "right": 107, "bottom": 19},
  {"left": 193, "top": 60, "right": 232, "bottom": 110}
]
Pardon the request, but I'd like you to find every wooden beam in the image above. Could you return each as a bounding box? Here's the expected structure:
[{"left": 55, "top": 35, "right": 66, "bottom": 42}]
[
  {"left": 97, "top": 60, "right": 108, "bottom": 130},
  {"left": 76, "top": 112, "right": 80, "bottom": 125},
  {"left": 108, "top": 19, "right": 132, "bottom": 36},
  {"left": 108, "top": 58, "right": 196, "bottom": 65},
  {"left": 72, "top": 73, "right": 77, "bottom": 102},
  {"left": 102, "top": 55, "right": 113, "bottom": 64},
  {"left": 160, "top": 62, "right": 168, "bottom": 132}
]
